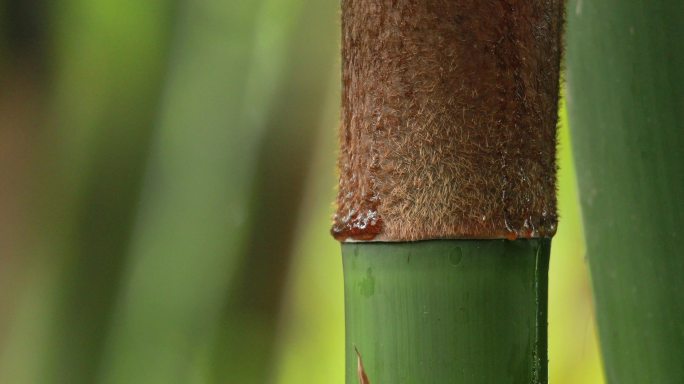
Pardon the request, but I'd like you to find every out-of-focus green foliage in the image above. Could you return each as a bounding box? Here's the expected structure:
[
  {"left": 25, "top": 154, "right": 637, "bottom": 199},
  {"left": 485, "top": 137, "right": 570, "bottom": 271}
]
[
  {"left": 0, "top": 1, "right": 604, "bottom": 383},
  {"left": 1, "top": 1, "right": 175, "bottom": 383}
]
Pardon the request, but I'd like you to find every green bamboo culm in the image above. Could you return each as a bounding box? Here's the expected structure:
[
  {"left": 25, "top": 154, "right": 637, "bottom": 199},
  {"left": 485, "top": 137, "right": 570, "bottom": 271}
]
[
  {"left": 335, "top": 2, "right": 563, "bottom": 382},
  {"left": 566, "top": 1, "right": 684, "bottom": 383},
  {"left": 343, "top": 239, "right": 551, "bottom": 384}
]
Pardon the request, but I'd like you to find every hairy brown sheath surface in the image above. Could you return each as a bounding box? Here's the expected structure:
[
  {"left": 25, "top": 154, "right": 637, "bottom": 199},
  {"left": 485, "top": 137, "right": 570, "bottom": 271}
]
[{"left": 333, "top": 0, "right": 564, "bottom": 242}]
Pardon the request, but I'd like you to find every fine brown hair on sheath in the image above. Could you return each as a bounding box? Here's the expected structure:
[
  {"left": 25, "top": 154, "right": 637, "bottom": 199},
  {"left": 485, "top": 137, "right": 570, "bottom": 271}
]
[{"left": 332, "top": 0, "right": 564, "bottom": 242}]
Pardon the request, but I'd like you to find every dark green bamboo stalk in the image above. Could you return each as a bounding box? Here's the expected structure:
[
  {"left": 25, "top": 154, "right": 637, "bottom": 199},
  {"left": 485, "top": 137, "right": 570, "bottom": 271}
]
[
  {"left": 566, "top": 1, "right": 684, "bottom": 383},
  {"left": 343, "top": 240, "right": 551, "bottom": 383}
]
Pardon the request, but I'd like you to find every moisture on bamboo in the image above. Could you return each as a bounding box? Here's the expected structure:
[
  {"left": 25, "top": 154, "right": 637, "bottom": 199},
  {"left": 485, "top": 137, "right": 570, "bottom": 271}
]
[{"left": 333, "top": 1, "right": 564, "bottom": 383}]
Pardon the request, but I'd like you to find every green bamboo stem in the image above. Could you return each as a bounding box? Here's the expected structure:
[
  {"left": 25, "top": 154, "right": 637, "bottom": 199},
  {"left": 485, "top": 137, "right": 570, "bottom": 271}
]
[
  {"left": 343, "top": 239, "right": 550, "bottom": 384},
  {"left": 566, "top": 1, "right": 684, "bottom": 382}
]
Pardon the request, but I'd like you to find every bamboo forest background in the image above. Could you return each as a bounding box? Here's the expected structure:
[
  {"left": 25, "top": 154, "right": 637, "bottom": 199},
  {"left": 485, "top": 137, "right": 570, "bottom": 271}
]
[{"left": 0, "top": 0, "right": 604, "bottom": 383}]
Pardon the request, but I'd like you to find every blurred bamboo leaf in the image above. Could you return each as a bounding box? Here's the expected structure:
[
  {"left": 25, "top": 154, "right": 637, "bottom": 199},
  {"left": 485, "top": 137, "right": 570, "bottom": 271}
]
[
  {"left": 208, "top": 0, "right": 337, "bottom": 382},
  {"left": 0, "top": 0, "right": 175, "bottom": 383},
  {"left": 97, "top": 0, "right": 334, "bottom": 383}
]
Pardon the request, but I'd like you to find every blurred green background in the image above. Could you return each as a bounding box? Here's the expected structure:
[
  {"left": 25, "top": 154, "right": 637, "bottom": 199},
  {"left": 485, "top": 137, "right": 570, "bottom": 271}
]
[{"left": 0, "top": 0, "right": 604, "bottom": 383}]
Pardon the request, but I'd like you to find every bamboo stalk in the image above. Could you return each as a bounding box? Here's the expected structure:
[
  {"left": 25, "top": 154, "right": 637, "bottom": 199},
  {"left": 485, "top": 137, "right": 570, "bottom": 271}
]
[
  {"left": 343, "top": 240, "right": 550, "bottom": 383},
  {"left": 335, "top": 1, "right": 564, "bottom": 383},
  {"left": 566, "top": 1, "right": 684, "bottom": 382},
  {"left": 332, "top": 0, "right": 562, "bottom": 384}
]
